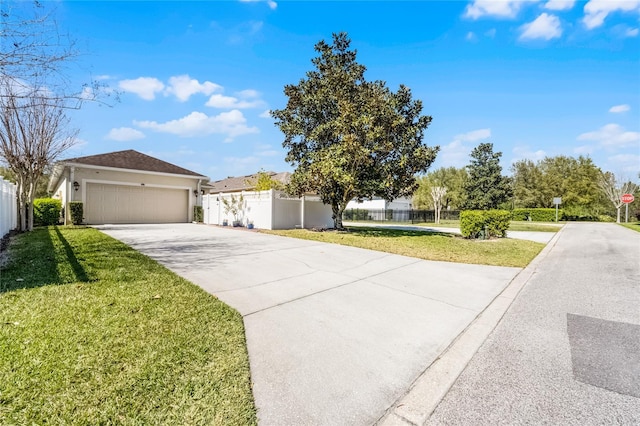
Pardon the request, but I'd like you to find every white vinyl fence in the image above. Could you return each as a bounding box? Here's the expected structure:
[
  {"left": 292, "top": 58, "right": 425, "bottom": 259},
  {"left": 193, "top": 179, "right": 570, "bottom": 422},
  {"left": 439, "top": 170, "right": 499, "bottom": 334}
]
[
  {"left": 203, "top": 189, "right": 333, "bottom": 230},
  {"left": 1, "top": 176, "right": 18, "bottom": 237}
]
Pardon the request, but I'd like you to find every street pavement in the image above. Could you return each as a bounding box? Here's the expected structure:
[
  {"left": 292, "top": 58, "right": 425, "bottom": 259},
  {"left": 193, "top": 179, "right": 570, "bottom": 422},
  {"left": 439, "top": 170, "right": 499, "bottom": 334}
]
[
  {"left": 96, "top": 223, "right": 522, "bottom": 425},
  {"left": 424, "top": 222, "right": 640, "bottom": 425}
]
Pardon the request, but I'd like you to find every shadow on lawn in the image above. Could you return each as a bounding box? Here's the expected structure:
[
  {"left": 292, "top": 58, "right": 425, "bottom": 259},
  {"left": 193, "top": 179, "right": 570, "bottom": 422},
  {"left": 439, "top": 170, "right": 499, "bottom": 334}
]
[
  {"left": 346, "top": 227, "right": 455, "bottom": 239},
  {"left": 0, "top": 226, "right": 90, "bottom": 293}
]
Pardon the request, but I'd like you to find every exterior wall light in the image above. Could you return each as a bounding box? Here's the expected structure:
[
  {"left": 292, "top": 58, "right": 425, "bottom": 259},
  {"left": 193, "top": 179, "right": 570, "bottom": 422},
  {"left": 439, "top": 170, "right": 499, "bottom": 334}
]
[{"left": 73, "top": 181, "right": 79, "bottom": 191}]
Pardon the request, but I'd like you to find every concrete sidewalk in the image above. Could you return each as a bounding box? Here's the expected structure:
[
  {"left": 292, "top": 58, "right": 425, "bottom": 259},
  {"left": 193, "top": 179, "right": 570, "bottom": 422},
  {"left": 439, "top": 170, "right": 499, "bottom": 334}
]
[{"left": 97, "top": 223, "right": 523, "bottom": 425}]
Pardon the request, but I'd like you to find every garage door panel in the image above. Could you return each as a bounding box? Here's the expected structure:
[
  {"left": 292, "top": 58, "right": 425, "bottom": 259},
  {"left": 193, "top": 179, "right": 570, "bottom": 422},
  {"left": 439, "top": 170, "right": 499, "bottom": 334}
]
[{"left": 85, "top": 183, "right": 188, "bottom": 224}]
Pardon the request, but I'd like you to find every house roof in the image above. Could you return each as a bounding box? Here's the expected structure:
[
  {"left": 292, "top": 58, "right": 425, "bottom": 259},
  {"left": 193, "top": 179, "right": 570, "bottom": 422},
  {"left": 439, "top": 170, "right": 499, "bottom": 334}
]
[
  {"left": 62, "top": 149, "right": 207, "bottom": 177},
  {"left": 208, "top": 171, "right": 291, "bottom": 193}
]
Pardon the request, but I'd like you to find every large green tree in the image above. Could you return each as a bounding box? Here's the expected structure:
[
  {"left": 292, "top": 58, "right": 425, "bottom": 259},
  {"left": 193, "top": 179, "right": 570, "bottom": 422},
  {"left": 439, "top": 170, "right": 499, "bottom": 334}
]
[
  {"left": 272, "top": 32, "right": 438, "bottom": 228},
  {"left": 511, "top": 155, "right": 608, "bottom": 215},
  {"left": 413, "top": 166, "right": 467, "bottom": 210},
  {"left": 462, "top": 142, "right": 512, "bottom": 210}
]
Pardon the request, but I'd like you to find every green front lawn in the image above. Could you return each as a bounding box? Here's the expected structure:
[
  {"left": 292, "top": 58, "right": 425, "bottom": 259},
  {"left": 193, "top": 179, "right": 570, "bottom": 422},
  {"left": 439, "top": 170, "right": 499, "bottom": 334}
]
[
  {"left": 263, "top": 227, "right": 545, "bottom": 267},
  {"left": 345, "top": 219, "right": 562, "bottom": 232},
  {"left": 0, "top": 227, "right": 256, "bottom": 425},
  {"left": 619, "top": 221, "right": 640, "bottom": 233}
]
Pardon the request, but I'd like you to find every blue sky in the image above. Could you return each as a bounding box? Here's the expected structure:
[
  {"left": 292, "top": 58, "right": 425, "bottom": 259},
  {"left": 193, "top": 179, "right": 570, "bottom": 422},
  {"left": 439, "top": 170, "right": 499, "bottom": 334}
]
[{"left": 50, "top": 0, "right": 640, "bottom": 181}]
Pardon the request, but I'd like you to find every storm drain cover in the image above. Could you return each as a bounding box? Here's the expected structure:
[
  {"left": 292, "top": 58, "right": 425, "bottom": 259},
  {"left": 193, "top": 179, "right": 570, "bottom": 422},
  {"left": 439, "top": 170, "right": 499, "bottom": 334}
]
[{"left": 567, "top": 313, "right": 640, "bottom": 398}]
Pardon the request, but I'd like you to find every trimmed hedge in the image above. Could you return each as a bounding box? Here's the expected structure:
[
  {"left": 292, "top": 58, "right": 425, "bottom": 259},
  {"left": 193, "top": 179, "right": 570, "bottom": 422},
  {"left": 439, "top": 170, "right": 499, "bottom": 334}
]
[
  {"left": 34, "top": 198, "right": 62, "bottom": 226},
  {"left": 69, "top": 201, "right": 84, "bottom": 225},
  {"left": 343, "top": 209, "right": 370, "bottom": 221},
  {"left": 460, "top": 210, "right": 511, "bottom": 239},
  {"left": 511, "top": 208, "right": 561, "bottom": 222}
]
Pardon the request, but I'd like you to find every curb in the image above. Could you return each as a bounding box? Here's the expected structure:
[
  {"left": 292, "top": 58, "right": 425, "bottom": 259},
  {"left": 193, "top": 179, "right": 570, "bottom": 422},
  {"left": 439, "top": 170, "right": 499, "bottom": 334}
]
[{"left": 375, "top": 225, "right": 566, "bottom": 426}]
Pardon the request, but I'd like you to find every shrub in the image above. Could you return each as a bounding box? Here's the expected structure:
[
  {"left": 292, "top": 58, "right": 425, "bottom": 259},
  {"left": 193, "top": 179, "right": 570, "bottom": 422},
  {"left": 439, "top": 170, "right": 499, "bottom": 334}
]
[
  {"left": 561, "top": 206, "right": 599, "bottom": 221},
  {"left": 33, "top": 198, "right": 62, "bottom": 226},
  {"left": 343, "top": 209, "right": 370, "bottom": 221},
  {"left": 511, "top": 208, "right": 560, "bottom": 222},
  {"left": 460, "top": 210, "right": 511, "bottom": 239},
  {"left": 69, "top": 202, "right": 84, "bottom": 225},
  {"left": 193, "top": 205, "right": 203, "bottom": 222},
  {"left": 460, "top": 210, "right": 485, "bottom": 239}
]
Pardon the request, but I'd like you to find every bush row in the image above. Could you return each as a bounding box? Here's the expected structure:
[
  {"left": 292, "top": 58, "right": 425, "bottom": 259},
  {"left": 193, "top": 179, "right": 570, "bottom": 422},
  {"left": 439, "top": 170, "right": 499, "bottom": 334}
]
[
  {"left": 33, "top": 198, "right": 62, "bottom": 226},
  {"left": 69, "top": 201, "right": 84, "bottom": 225},
  {"left": 460, "top": 210, "right": 511, "bottom": 239},
  {"left": 511, "top": 208, "right": 560, "bottom": 222}
]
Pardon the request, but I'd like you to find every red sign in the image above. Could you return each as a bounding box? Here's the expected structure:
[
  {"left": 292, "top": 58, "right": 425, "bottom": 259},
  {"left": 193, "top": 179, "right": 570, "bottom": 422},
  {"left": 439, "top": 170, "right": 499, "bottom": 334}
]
[{"left": 621, "top": 193, "right": 635, "bottom": 204}]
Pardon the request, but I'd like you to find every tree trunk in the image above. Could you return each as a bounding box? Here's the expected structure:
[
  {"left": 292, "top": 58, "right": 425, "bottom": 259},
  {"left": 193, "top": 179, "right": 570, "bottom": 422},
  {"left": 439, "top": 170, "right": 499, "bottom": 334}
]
[
  {"left": 332, "top": 203, "right": 345, "bottom": 230},
  {"left": 616, "top": 207, "right": 621, "bottom": 223}
]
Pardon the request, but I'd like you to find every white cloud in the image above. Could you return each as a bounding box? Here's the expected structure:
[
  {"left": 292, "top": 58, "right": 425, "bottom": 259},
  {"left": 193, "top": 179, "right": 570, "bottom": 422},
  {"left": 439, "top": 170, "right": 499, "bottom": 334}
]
[
  {"left": 512, "top": 145, "right": 546, "bottom": 162},
  {"left": 236, "top": 89, "right": 260, "bottom": 98},
  {"left": 259, "top": 109, "right": 272, "bottom": 118},
  {"left": 456, "top": 128, "right": 492, "bottom": 142},
  {"left": 583, "top": 0, "right": 640, "bottom": 30},
  {"left": 609, "top": 104, "right": 630, "bottom": 113},
  {"left": 239, "top": 0, "right": 277, "bottom": 9},
  {"left": 437, "top": 128, "right": 492, "bottom": 167},
  {"left": 106, "top": 127, "right": 146, "bottom": 141},
  {"left": 485, "top": 28, "right": 497, "bottom": 38},
  {"left": 573, "top": 144, "right": 594, "bottom": 155},
  {"left": 519, "top": 13, "right": 563, "bottom": 40},
  {"left": 606, "top": 154, "right": 640, "bottom": 174},
  {"left": 544, "top": 0, "right": 575, "bottom": 11},
  {"left": 466, "top": 31, "right": 478, "bottom": 42},
  {"left": 577, "top": 123, "right": 640, "bottom": 149},
  {"left": 464, "top": 0, "right": 532, "bottom": 19},
  {"left": 134, "top": 110, "right": 259, "bottom": 140},
  {"left": 205, "top": 93, "right": 265, "bottom": 109},
  {"left": 626, "top": 28, "right": 639, "bottom": 37},
  {"left": 118, "top": 77, "right": 165, "bottom": 100},
  {"left": 68, "top": 138, "right": 89, "bottom": 151},
  {"left": 164, "top": 75, "right": 222, "bottom": 102}
]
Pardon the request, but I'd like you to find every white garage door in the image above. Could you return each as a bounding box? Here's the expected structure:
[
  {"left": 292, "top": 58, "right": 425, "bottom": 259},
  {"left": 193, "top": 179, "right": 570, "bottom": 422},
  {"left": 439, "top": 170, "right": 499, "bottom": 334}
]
[{"left": 85, "top": 183, "right": 189, "bottom": 224}]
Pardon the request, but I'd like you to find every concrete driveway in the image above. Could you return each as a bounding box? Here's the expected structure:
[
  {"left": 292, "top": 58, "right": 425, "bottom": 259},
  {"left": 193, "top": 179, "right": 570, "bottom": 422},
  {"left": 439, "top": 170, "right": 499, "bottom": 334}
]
[{"left": 97, "top": 223, "right": 522, "bottom": 425}]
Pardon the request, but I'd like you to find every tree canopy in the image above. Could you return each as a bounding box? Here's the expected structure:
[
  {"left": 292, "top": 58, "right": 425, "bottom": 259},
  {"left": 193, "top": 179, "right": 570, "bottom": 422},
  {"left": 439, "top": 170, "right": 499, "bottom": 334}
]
[
  {"left": 462, "top": 142, "right": 512, "bottom": 210},
  {"left": 511, "top": 155, "right": 610, "bottom": 217},
  {"left": 413, "top": 166, "right": 467, "bottom": 210},
  {"left": 272, "top": 32, "right": 438, "bottom": 228}
]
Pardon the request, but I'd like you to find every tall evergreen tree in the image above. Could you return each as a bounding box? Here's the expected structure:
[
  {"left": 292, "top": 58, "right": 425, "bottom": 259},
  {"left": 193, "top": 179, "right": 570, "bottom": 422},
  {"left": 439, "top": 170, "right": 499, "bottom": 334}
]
[
  {"left": 462, "top": 142, "right": 512, "bottom": 210},
  {"left": 272, "top": 32, "right": 438, "bottom": 228}
]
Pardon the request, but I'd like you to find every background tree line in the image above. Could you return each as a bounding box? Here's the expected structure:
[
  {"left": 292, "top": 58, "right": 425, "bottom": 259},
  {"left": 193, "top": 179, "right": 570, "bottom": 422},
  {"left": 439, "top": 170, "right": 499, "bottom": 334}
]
[{"left": 413, "top": 144, "right": 639, "bottom": 221}]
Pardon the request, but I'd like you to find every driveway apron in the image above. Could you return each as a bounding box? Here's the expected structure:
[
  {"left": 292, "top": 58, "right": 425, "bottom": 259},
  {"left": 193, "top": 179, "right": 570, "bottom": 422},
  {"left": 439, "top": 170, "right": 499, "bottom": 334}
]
[{"left": 97, "top": 223, "right": 522, "bottom": 425}]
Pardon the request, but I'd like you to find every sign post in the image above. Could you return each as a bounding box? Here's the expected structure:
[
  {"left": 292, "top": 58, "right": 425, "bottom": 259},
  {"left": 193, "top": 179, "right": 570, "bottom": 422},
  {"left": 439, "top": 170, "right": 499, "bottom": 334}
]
[
  {"left": 553, "top": 197, "right": 562, "bottom": 222},
  {"left": 621, "top": 193, "right": 634, "bottom": 223}
]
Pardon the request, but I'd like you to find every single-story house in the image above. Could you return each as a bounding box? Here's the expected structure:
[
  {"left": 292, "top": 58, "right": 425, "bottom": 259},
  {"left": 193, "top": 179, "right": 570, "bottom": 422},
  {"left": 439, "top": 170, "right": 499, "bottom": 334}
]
[
  {"left": 48, "top": 149, "right": 209, "bottom": 225},
  {"left": 345, "top": 196, "right": 412, "bottom": 211},
  {"left": 207, "top": 171, "right": 291, "bottom": 194}
]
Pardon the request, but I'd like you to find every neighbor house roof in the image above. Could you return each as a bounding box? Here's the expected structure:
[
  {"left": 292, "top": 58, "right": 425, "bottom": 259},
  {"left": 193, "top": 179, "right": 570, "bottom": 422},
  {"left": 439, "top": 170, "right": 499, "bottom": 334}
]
[
  {"left": 208, "top": 171, "right": 291, "bottom": 193},
  {"left": 62, "top": 149, "right": 206, "bottom": 177}
]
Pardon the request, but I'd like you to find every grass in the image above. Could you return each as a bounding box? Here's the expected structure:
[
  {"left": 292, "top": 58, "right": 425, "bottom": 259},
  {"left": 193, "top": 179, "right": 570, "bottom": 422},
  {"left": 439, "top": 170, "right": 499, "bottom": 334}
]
[
  {"left": 507, "top": 221, "right": 563, "bottom": 232},
  {"left": 0, "top": 226, "right": 256, "bottom": 425},
  {"left": 619, "top": 221, "right": 640, "bottom": 233},
  {"left": 344, "top": 219, "right": 562, "bottom": 232},
  {"left": 263, "top": 227, "right": 545, "bottom": 267}
]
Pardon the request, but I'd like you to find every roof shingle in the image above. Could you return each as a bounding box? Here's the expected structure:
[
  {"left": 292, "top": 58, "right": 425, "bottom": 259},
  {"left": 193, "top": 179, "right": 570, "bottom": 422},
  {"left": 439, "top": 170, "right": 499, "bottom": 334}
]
[
  {"left": 207, "top": 171, "right": 291, "bottom": 193},
  {"left": 64, "top": 149, "right": 206, "bottom": 177}
]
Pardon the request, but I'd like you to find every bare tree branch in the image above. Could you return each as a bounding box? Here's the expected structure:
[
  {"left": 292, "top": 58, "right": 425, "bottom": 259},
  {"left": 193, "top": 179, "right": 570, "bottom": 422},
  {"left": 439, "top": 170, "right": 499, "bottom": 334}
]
[
  {"left": 598, "top": 172, "right": 638, "bottom": 223},
  {"left": 0, "top": 85, "right": 78, "bottom": 231},
  {"left": 431, "top": 186, "right": 447, "bottom": 224},
  {"left": 0, "top": 1, "right": 117, "bottom": 109}
]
